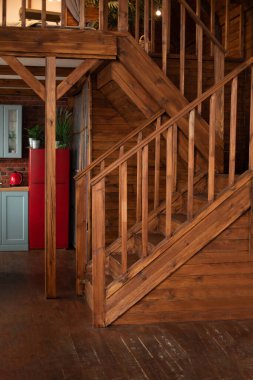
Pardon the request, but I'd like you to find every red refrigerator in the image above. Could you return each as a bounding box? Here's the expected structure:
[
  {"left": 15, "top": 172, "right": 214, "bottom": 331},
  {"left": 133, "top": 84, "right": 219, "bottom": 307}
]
[{"left": 29, "top": 148, "right": 70, "bottom": 249}]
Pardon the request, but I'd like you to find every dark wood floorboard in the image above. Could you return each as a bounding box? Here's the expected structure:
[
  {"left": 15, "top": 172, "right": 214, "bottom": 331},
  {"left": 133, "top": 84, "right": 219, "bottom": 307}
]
[{"left": 1, "top": 250, "right": 253, "bottom": 379}]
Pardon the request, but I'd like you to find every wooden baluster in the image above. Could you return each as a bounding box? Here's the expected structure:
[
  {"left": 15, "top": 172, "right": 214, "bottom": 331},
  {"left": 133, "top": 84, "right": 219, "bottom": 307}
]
[
  {"left": 154, "top": 117, "right": 161, "bottom": 209},
  {"left": 196, "top": 0, "right": 203, "bottom": 114},
  {"left": 61, "top": 0, "right": 66, "bottom": 27},
  {"left": 180, "top": 3, "right": 185, "bottom": 95},
  {"left": 76, "top": 175, "right": 87, "bottom": 295},
  {"left": 150, "top": 0, "right": 155, "bottom": 53},
  {"left": 165, "top": 127, "right": 173, "bottom": 238},
  {"left": 41, "top": 0, "right": 46, "bottom": 29},
  {"left": 238, "top": 5, "right": 244, "bottom": 58},
  {"left": 92, "top": 179, "right": 106, "bottom": 328},
  {"left": 136, "top": 133, "right": 142, "bottom": 223},
  {"left": 144, "top": 0, "right": 150, "bottom": 53},
  {"left": 118, "top": 0, "right": 128, "bottom": 32},
  {"left": 173, "top": 123, "right": 178, "bottom": 191},
  {"left": 228, "top": 77, "right": 238, "bottom": 187},
  {"left": 249, "top": 65, "right": 253, "bottom": 171},
  {"left": 208, "top": 94, "right": 216, "bottom": 202},
  {"left": 210, "top": 0, "right": 215, "bottom": 56},
  {"left": 214, "top": 46, "right": 225, "bottom": 157},
  {"left": 99, "top": 0, "right": 108, "bottom": 31},
  {"left": 79, "top": 0, "right": 85, "bottom": 29},
  {"left": 135, "top": 0, "right": 140, "bottom": 42},
  {"left": 2, "top": 0, "right": 6, "bottom": 27},
  {"left": 119, "top": 153, "right": 128, "bottom": 274},
  {"left": 119, "top": 146, "right": 124, "bottom": 236},
  {"left": 21, "top": 0, "right": 26, "bottom": 27},
  {"left": 142, "top": 145, "right": 149, "bottom": 257},
  {"left": 225, "top": 0, "right": 230, "bottom": 52},
  {"left": 187, "top": 110, "right": 195, "bottom": 221},
  {"left": 162, "top": 0, "right": 169, "bottom": 74},
  {"left": 249, "top": 65, "right": 253, "bottom": 256}
]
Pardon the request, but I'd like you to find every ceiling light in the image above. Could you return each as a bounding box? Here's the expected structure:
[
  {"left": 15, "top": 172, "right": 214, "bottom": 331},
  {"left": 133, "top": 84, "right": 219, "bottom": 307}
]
[{"left": 155, "top": 9, "right": 162, "bottom": 17}]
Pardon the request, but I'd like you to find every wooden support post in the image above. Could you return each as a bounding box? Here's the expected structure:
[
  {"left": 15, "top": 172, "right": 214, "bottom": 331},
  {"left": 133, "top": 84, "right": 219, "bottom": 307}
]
[
  {"left": 225, "top": 0, "right": 230, "bottom": 53},
  {"left": 162, "top": 0, "right": 169, "bottom": 74},
  {"left": 173, "top": 123, "right": 178, "bottom": 191},
  {"left": 45, "top": 57, "right": 56, "bottom": 299},
  {"left": 144, "top": 0, "right": 150, "bottom": 53},
  {"left": 154, "top": 117, "right": 161, "bottom": 209},
  {"left": 2, "top": 0, "right": 6, "bottom": 27},
  {"left": 135, "top": 0, "right": 140, "bottom": 42},
  {"left": 80, "top": 0, "right": 86, "bottom": 29},
  {"left": 136, "top": 133, "right": 142, "bottom": 223},
  {"left": 118, "top": 0, "right": 128, "bottom": 32},
  {"left": 99, "top": 0, "right": 108, "bottom": 31},
  {"left": 76, "top": 175, "right": 87, "bottom": 295},
  {"left": 228, "top": 76, "right": 238, "bottom": 187},
  {"left": 210, "top": 0, "right": 215, "bottom": 56},
  {"left": 21, "top": 0, "right": 26, "bottom": 27},
  {"left": 180, "top": 3, "right": 185, "bottom": 95},
  {"left": 187, "top": 110, "right": 195, "bottom": 221},
  {"left": 165, "top": 127, "right": 173, "bottom": 238},
  {"left": 119, "top": 156, "right": 128, "bottom": 274},
  {"left": 92, "top": 180, "right": 106, "bottom": 327},
  {"left": 208, "top": 94, "right": 216, "bottom": 202},
  {"left": 41, "top": 0, "right": 46, "bottom": 28},
  {"left": 142, "top": 145, "right": 149, "bottom": 257},
  {"left": 61, "top": 0, "right": 66, "bottom": 27}
]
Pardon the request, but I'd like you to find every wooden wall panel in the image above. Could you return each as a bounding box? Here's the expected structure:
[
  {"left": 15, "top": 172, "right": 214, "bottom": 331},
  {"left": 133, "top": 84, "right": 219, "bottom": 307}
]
[{"left": 115, "top": 211, "right": 253, "bottom": 325}]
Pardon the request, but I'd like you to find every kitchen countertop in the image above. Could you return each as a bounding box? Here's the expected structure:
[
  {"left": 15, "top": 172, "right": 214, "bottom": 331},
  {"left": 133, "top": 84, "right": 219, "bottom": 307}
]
[{"left": 0, "top": 186, "right": 29, "bottom": 192}]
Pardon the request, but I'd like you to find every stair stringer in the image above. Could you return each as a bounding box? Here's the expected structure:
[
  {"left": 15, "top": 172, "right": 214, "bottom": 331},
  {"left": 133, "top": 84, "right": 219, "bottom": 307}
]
[
  {"left": 116, "top": 34, "right": 224, "bottom": 171},
  {"left": 105, "top": 172, "right": 252, "bottom": 326}
]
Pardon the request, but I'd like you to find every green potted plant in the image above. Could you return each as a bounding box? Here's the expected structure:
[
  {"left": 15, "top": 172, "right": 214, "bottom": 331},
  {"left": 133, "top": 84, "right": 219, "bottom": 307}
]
[
  {"left": 27, "top": 124, "right": 43, "bottom": 149},
  {"left": 56, "top": 107, "right": 72, "bottom": 148}
]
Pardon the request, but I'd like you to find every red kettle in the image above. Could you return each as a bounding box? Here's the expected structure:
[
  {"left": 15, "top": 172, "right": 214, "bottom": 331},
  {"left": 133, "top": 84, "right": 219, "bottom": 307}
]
[{"left": 9, "top": 171, "right": 23, "bottom": 186}]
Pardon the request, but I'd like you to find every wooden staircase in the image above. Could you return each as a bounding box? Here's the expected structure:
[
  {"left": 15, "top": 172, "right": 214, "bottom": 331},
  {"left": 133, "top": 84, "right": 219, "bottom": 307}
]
[{"left": 75, "top": 52, "right": 253, "bottom": 326}]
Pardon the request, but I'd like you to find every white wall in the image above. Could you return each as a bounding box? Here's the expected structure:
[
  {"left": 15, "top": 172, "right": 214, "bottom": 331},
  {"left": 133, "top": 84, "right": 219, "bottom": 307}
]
[{"left": 0, "top": 0, "right": 61, "bottom": 25}]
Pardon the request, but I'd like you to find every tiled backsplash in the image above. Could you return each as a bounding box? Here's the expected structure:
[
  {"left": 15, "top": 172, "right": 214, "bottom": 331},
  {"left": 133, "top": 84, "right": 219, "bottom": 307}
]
[{"left": 0, "top": 158, "right": 29, "bottom": 186}]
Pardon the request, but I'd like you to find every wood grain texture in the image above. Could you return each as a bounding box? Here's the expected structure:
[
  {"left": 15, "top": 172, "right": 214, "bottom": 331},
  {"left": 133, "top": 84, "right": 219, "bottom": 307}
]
[
  {"left": 1, "top": 56, "right": 45, "bottom": 101},
  {"left": 208, "top": 94, "right": 216, "bottom": 202},
  {"left": 228, "top": 76, "right": 238, "bottom": 186},
  {"left": 45, "top": 57, "right": 56, "bottom": 299},
  {"left": 99, "top": 0, "right": 108, "bottom": 31},
  {"left": 142, "top": 145, "right": 149, "bottom": 257},
  {"left": 118, "top": 0, "right": 128, "bottom": 32}
]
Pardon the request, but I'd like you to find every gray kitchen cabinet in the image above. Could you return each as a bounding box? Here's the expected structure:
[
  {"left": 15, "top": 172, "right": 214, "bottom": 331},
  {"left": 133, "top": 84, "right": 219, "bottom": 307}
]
[
  {"left": 0, "top": 191, "right": 28, "bottom": 251},
  {"left": 0, "top": 105, "right": 22, "bottom": 158}
]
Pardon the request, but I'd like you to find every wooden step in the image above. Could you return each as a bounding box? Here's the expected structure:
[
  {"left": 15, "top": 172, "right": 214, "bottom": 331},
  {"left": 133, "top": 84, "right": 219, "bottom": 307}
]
[
  {"left": 109, "top": 251, "right": 140, "bottom": 278},
  {"left": 158, "top": 212, "right": 187, "bottom": 235},
  {"left": 181, "top": 192, "right": 208, "bottom": 216},
  {"left": 134, "top": 231, "right": 165, "bottom": 256}
]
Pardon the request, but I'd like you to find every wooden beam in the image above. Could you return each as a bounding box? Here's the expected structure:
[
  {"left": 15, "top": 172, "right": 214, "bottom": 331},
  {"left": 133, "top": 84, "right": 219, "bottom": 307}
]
[
  {"left": 187, "top": 110, "right": 195, "bottom": 220},
  {"left": 21, "top": 0, "right": 26, "bottom": 27},
  {"left": 208, "top": 94, "right": 216, "bottom": 202},
  {"left": 154, "top": 118, "right": 161, "bottom": 209},
  {"left": 136, "top": 133, "right": 142, "bottom": 223},
  {"left": 1, "top": 56, "right": 45, "bottom": 101},
  {"left": 99, "top": 0, "right": 108, "bottom": 31},
  {"left": 118, "top": 0, "right": 128, "bottom": 32},
  {"left": 144, "top": 0, "right": 150, "bottom": 53},
  {"left": 45, "top": 57, "right": 56, "bottom": 299},
  {"left": 79, "top": 0, "right": 86, "bottom": 29},
  {"left": 76, "top": 175, "right": 87, "bottom": 295},
  {"left": 162, "top": 0, "right": 169, "bottom": 74},
  {"left": 142, "top": 145, "right": 149, "bottom": 257},
  {"left": 228, "top": 76, "right": 238, "bottom": 187},
  {"left": 61, "top": 0, "right": 66, "bottom": 27},
  {"left": 0, "top": 29, "right": 116, "bottom": 59},
  {"left": 165, "top": 127, "right": 173, "bottom": 237},
  {"left": 57, "top": 59, "right": 100, "bottom": 100}
]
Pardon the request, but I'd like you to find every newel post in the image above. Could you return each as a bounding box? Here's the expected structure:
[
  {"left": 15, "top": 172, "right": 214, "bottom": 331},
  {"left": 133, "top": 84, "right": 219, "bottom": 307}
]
[
  {"left": 76, "top": 175, "right": 88, "bottom": 296},
  {"left": 118, "top": 0, "right": 128, "bottom": 32},
  {"left": 92, "top": 179, "right": 106, "bottom": 327}
]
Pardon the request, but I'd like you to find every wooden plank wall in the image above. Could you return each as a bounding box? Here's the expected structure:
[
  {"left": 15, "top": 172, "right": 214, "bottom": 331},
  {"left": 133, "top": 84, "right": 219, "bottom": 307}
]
[{"left": 115, "top": 210, "right": 253, "bottom": 325}]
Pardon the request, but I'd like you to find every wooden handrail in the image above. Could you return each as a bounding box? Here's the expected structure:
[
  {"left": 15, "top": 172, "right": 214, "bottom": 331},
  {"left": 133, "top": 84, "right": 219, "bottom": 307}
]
[
  {"left": 74, "top": 109, "right": 165, "bottom": 181},
  {"left": 177, "top": 0, "right": 226, "bottom": 54},
  {"left": 90, "top": 57, "right": 253, "bottom": 186}
]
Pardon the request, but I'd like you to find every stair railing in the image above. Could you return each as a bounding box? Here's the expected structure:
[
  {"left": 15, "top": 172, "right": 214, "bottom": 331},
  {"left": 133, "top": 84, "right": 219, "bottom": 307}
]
[
  {"left": 83, "top": 57, "right": 253, "bottom": 326},
  {"left": 75, "top": 109, "right": 166, "bottom": 294}
]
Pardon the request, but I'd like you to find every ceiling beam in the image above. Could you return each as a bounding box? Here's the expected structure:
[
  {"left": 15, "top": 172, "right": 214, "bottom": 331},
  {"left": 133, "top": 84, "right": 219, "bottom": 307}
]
[{"left": 1, "top": 56, "right": 46, "bottom": 101}]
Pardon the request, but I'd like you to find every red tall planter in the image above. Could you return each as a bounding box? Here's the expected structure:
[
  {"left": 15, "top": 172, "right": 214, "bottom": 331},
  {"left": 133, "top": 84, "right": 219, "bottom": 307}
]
[{"left": 29, "top": 148, "right": 70, "bottom": 249}]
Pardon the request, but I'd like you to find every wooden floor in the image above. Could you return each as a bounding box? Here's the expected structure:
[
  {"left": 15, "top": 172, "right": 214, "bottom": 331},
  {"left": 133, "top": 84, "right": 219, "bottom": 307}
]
[{"left": 1, "top": 251, "right": 253, "bottom": 379}]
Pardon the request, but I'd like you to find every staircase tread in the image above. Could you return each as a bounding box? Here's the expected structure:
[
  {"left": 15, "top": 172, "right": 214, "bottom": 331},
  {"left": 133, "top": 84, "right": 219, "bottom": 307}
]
[{"left": 111, "top": 251, "right": 140, "bottom": 267}]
